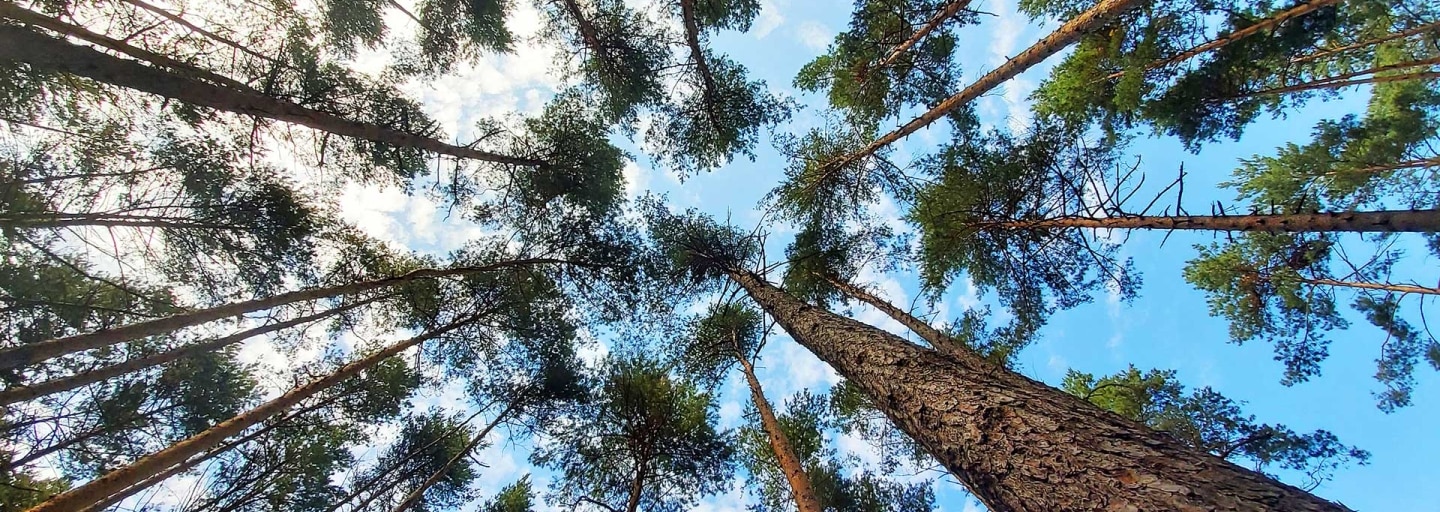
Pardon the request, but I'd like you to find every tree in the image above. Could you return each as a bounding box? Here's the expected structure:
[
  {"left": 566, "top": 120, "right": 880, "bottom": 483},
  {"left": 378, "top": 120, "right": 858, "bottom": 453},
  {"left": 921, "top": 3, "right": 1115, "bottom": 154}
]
[
  {"left": 533, "top": 355, "right": 733, "bottom": 512},
  {"left": 539, "top": 0, "right": 668, "bottom": 124},
  {"left": 481, "top": 476, "right": 536, "bottom": 512},
  {"left": 1063, "top": 365, "right": 1370, "bottom": 491}
]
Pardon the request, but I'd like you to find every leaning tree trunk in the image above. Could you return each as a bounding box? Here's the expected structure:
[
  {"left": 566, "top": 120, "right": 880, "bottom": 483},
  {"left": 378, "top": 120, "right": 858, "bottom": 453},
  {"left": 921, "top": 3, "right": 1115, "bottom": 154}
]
[
  {"left": 22, "top": 315, "right": 481, "bottom": 512},
  {"left": 817, "top": 273, "right": 969, "bottom": 357},
  {"left": 0, "top": 26, "right": 544, "bottom": 167},
  {"left": 980, "top": 210, "right": 1440, "bottom": 233},
  {"left": 323, "top": 408, "right": 488, "bottom": 512},
  {"left": 0, "top": 297, "right": 384, "bottom": 406},
  {"left": 724, "top": 268, "right": 1349, "bottom": 511},
  {"left": 388, "top": 401, "right": 519, "bottom": 512},
  {"left": 868, "top": 0, "right": 974, "bottom": 76},
  {"left": 0, "top": 258, "right": 563, "bottom": 371},
  {"left": 1290, "top": 21, "right": 1440, "bottom": 65},
  {"left": 827, "top": 0, "right": 1140, "bottom": 171},
  {"left": 678, "top": 0, "right": 720, "bottom": 126},
  {"left": 736, "top": 354, "right": 824, "bottom": 512}
]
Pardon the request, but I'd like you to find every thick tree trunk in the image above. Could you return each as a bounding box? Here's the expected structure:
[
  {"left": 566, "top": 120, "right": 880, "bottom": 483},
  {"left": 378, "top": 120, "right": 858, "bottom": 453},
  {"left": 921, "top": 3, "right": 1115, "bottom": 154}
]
[
  {"left": 388, "top": 401, "right": 519, "bottom": 512},
  {"left": 1102, "top": 0, "right": 1340, "bottom": 81},
  {"left": 23, "top": 315, "right": 479, "bottom": 512},
  {"left": 678, "top": 0, "right": 720, "bottom": 126},
  {"left": 817, "top": 272, "right": 968, "bottom": 357},
  {"left": 0, "top": 4, "right": 253, "bottom": 91},
  {"left": 827, "top": 0, "right": 1140, "bottom": 171},
  {"left": 0, "top": 297, "right": 383, "bottom": 406},
  {"left": 869, "top": 0, "right": 974, "bottom": 76},
  {"left": 0, "top": 258, "right": 564, "bottom": 371},
  {"left": 980, "top": 210, "right": 1440, "bottom": 233},
  {"left": 0, "top": 26, "right": 545, "bottom": 167},
  {"left": 725, "top": 268, "right": 1349, "bottom": 511},
  {"left": 736, "top": 355, "right": 824, "bottom": 512}
]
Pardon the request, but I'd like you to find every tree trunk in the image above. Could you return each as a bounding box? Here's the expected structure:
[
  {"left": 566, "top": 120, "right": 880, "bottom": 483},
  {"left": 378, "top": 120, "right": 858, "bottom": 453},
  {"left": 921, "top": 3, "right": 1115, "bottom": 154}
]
[
  {"left": 979, "top": 210, "right": 1440, "bottom": 233},
  {"left": 826, "top": 0, "right": 1140, "bottom": 171},
  {"left": 0, "top": 4, "right": 253, "bottom": 91},
  {"left": 678, "top": 0, "right": 720, "bottom": 127},
  {"left": 1245, "top": 69, "right": 1440, "bottom": 98},
  {"left": 115, "top": 0, "right": 281, "bottom": 66},
  {"left": 0, "top": 213, "right": 245, "bottom": 230},
  {"left": 1300, "top": 278, "right": 1440, "bottom": 296},
  {"left": 736, "top": 354, "right": 824, "bottom": 512},
  {"left": 624, "top": 464, "right": 645, "bottom": 512},
  {"left": 323, "top": 406, "right": 488, "bottom": 512},
  {"left": 0, "top": 258, "right": 564, "bottom": 371},
  {"left": 724, "top": 268, "right": 1349, "bottom": 511},
  {"left": 0, "top": 297, "right": 384, "bottom": 406},
  {"left": 22, "top": 315, "right": 482, "bottom": 512},
  {"left": 0, "top": 26, "right": 546, "bottom": 167},
  {"left": 388, "top": 401, "right": 519, "bottom": 512},
  {"left": 1289, "top": 21, "right": 1440, "bottom": 65},
  {"left": 1101, "top": 0, "right": 1340, "bottom": 81},
  {"left": 869, "top": 0, "right": 974, "bottom": 76},
  {"left": 817, "top": 272, "right": 968, "bottom": 357}
]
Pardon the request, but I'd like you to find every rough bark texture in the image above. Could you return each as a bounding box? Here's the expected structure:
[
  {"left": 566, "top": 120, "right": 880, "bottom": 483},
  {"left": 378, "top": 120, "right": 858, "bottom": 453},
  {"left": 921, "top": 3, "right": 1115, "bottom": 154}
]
[
  {"left": 0, "top": 298, "right": 381, "bottom": 406},
  {"left": 388, "top": 402, "right": 517, "bottom": 512},
  {"left": 0, "top": 259, "right": 562, "bottom": 371},
  {"left": 0, "top": 26, "right": 545, "bottom": 167},
  {"left": 726, "top": 268, "right": 1350, "bottom": 512},
  {"left": 870, "top": 0, "right": 973, "bottom": 74},
  {"left": 737, "top": 356, "right": 824, "bottom": 512},
  {"left": 1102, "top": 0, "right": 1340, "bottom": 81},
  {"left": 23, "top": 317, "right": 478, "bottom": 512},
  {"left": 818, "top": 273, "right": 969, "bottom": 357},
  {"left": 827, "top": 0, "right": 1140, "bottom": 171},
  {"left": 982, "top": 210, "right": 1440, "bottom": 233}
]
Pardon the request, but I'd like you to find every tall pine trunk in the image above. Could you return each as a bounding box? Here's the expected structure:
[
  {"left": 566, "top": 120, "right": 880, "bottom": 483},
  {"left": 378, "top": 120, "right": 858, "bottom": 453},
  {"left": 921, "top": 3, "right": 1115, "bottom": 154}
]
[
  {"left": 22, "top": 315, "right": 480, "bottom": 512},
  {"left": 0, "top": 259, "right": 563, "bottom": 371},
  {"left": 678, "top": 0, "right": 720, "bottom": 126},
  {"left": 725, "top": 268, "right": 1348, "bottom": 511},
  {"left": 869, "top": 0, "right": 974, "bottom": 75},
  {"left": 829, "top": 0, "right": 1140, "bottom": 170},
  {"left": 1299, "top": 277, "right": 1440, "bottom": 296},
  {"left": 0, "top": 298, "right": 383, "bottom": 406},
  {"left": 736, "top": 354, "right": 824, "bottom": 512},
  {"left": 388, "top": 402, "right": 519, "bottom": 512},
  {"left": 0, "top": 26, "right": 545, "bottom": 167},
  {"left": 981, "top": 210, "right": 1440, "bottom": 233}
]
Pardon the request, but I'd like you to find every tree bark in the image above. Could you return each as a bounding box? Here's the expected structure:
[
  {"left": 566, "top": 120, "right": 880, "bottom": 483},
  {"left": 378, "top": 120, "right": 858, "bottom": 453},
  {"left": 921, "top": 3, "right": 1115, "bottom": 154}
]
[
  {"left": 624, "top": 463, "right": 645, "bottom": 512},
  {"left": 869, "top": 0, "right": 974, "bottom": 76},
  {"left": 1289, "top": 21, "right": 1440, "bottom": 65},
  {"left": 0, "top": 258, "right": 565, "bottom": 371},
  {"left": 817, "top": 272, "right": 968, "bottom": 357},
  {"left": 0, "top": 297, "right": 384, "bottom": 406},
  {"left": 977, "top": 210, "right": 1440, "bottom": 233},
  {"left": 0, "top": 25, "right": 546, "bottom": 167},
  {"left": 825, "top": 0, "right": 1140, "bottom": 172},
  {"left": 725, "top": 268, "right": 1349, "bottom": 511},
  {"left": 387, "top": 401, "right": 519, "bottom": 512},
  {"left": 23, "top": 315, "right": 481, "bottom": 512},
  {"left": 736, "top": 354, "right": 824, "bottom": 512},
  {"left": 0, "top": 4, "right": 254, "bottom": 91},
  {"left": 1101, "top": 0, "right": 1340, "bottom": 81},
  {"left": 1300, "top": 278, "right": 1440, "bottom": 296},
  {"left": 678, "top": 0, "right": 720, "bottom": 127},
  {"left": 0, "top": 213, "right": 245, "bottom": 230}
]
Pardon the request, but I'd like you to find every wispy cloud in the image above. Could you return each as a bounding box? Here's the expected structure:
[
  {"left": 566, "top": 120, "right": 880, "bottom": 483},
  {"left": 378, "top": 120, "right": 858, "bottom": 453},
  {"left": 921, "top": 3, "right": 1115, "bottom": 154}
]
[{"left": 796, "top": 21, "right": 832, "bottom": 52}]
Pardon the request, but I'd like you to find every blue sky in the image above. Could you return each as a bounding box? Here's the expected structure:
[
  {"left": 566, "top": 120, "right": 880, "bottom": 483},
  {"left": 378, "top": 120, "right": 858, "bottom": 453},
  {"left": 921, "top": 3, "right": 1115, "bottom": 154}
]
[{"left": 310, "top": 0, "right": 1440, "bottom": 509}]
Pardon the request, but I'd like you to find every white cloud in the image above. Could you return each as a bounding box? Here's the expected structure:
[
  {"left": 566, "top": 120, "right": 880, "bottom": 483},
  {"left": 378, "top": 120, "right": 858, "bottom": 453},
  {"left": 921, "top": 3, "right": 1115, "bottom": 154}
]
[
  {"left": 956, "top": 276, "right": 981, "bottom": 312},
  {"left": 622, "top": 160, "right": 651, "bottom": 199},
  {"left": 753, "top": 0, "right": 786, "bottom": 39},
  {"left": 796, "top": 21, "right": 832, "bottom": 52}
]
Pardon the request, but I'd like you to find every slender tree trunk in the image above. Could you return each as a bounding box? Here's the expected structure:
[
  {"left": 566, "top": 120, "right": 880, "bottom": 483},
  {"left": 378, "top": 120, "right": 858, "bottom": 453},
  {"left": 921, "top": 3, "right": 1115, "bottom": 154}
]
[
  {"left": 557, "top": 0, "right": 610, "bottom": 67},
  {"left": 0, "top": 4, "right": 253, "bottom": 90},
  {"left": 1290, "top": 21, "right": 1440, "bottom": 65},
  {"left": 1102, "top": 0, "right": 1340, "bottom": 81},
  {"left": 623, "top": 464, "right": 645, "bottom": 512},
  {"left": 0, "top": 297, "right": 384, "bottom": 406},
  {"left": 978, "top": 210, "right": 1440, "bottom": 233},
  {"left": 869, "top": 0, "right": 974, "bottom": 76},
  {"left": 1300, "top": 277, "right": 1440, "bottom": 296},
  {"left": 0, "top": 258, "right": 564, "bottom": 371},
  {"left": 724, "top": 268, "right": 1348, "bottom": 511},
  {"left": 115, "top": 0, "right": 280, "bottom": 66},
  {"left": 322, "top": 407, "right": 488, "bottom": 512},
  {"left": 0, "top": 213, "right": 244, "bottom": 230},
  {"left": 735, "top": 354, "right": 824, "bottom": 512},
  {"left": 817, "top": 273, "right": 968, "bottom": 356},
  {"left": 22, "top": 314, "right": 482, "bottom": 512},
  {"left": 678, "top": 0, "right": 720, "bottom": 126},
  {"left": 1245, "top": 69, "right": 1440, "bottom": 98},
  {"left": 0, "top": 26, "right": 546, "bottom": 167},
  {"left": 826, "top": 0, "right": 1140, "bottom": 171},
  {"left": 388, "top": 401, "right": 519, "bottom": 512}
]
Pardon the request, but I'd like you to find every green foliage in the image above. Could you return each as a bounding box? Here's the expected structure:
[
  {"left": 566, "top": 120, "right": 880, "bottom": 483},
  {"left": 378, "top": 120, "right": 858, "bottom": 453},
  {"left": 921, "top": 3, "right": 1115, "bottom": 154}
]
[
  {"left": 415, "top": 0, "right": 515, "bottom": 75},
  {"left": 642, "top": 199, "right": 758, "bottom": 286},
  {"left": 1064, "top": 365, "right": 1370, "bottom": 490},
  {"left": 321, "top": 0, "right": 388, "bottom": 57},
  {"left": 911, "top": 125, "right": 1139, "bottom": 337},
  {"left": 542, "top": 0, "right": 668, "bottom": 124},
  {"left": 650, "top": 53, "right": 791, "bottom": 175},
  {"left": 533, "top": 355, "right": 733, "bottom": 512},
  {"left": 0, "top": 466, "right": 68, "bottom": 512},
  {"left": 506, "top": 91, "right": 626, "bottom": 217},
  {"left": 828, "top": 380, "right": 932, "bottom": 473},
  {"left": 674, "top": 301, "right": 764, "bottom": 388},
  {"left": 691, "top": 0, "right": 761, "bottom": 31},
  {"left": 482, "top": 475, "right": 536, "bottom": 512}
]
